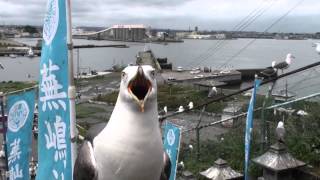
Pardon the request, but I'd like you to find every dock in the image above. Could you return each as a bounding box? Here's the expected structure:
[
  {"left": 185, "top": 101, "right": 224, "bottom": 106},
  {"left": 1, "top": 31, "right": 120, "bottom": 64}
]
[
  {"left": 31, "top": 44, "right": 129, "bottom": 50},
  {"left": 74, "top": 44, "right": 129, "bottom": 49},
  {"left": 161, "top": 69, "right": 242, "bottom": 85},
  {"left": 0, "top": 50, "right": 41, "bottom": 57}
]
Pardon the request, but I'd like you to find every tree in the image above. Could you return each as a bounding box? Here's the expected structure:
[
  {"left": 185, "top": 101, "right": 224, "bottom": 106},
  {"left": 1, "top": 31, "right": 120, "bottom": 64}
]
[{"left": 23, "top": 25, "right": 38, "bottom": 34}]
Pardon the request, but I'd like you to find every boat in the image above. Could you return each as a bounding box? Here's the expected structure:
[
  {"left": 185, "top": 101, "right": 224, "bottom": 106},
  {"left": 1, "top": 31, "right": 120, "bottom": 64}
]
[
  {"left": 26, "top": 48, "right": 35, "bottom": 57},
  {"left": 177, "top": 66, "right": 184, "bottom": 72},
  {"left": 190, "top": 70, "right": 201, "bottom": 74},
  {"left": 9, "top": 54, "right": 17, "bottom": 58}
]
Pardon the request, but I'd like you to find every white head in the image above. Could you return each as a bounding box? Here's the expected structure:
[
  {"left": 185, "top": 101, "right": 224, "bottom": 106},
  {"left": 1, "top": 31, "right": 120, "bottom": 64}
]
[
  {"left": 277, "top": 121, "right": 284, "bottom": 129},
  {"left": 179, "top": 161, "right": 184, "bottom": 168},
  {"left": 163, "top": 106, "right": 167, "bottom": 114},
  {"left": 188, "top": 102, "right": 193, "bottom": 109},
  {"left": 212, "top": 86, "right": 217, "bottom": 93},
  {"left": 271, "top": 61, "right": 276, "bottom": 68},
  {"left": 315, "top": 43, "right": 320, "bottom": 53},
  {"left": 285, "top": 53, "right": 295, "bottom": 64},
  {"left": 178, "top": 106, "right": 184, "bottom": 112},
  {"left": 119, "top": 65, "right": 157, "bottom": 112}
]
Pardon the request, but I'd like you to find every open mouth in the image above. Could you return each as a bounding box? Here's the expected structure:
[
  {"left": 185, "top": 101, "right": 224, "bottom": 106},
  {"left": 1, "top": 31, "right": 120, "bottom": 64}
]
[{"left": 128, "top": 67, "right": 152, "bottom": 101}]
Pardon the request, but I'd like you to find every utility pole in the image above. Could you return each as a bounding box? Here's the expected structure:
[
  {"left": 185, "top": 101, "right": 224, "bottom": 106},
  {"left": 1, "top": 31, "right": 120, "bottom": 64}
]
[
  {"left": 77, "top": 48, "right": 80, "bottom": 80},
  {"left": 196, "top": 106, "right": 206, "bottom": 161},
  {"left": 66, "top": 0, "right": 77, "bottom": 174},
  {"left": 260, "top": 83, "right": 276, "bottom": 153},
  {"left": 0, "top": 94, "right": 8, "bottom": 180}
]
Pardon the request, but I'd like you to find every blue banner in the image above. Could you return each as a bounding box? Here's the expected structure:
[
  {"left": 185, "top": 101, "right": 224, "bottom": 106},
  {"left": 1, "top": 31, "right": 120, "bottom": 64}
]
[
  {"left": 6, "top": 90, "right": 35, "bottom": 180},
  {"left": 163, "top": 122, "right": 181, "bottom": 180},
  {"left": 37, "top": 0, "right": 72, "bottom": 179},
  {"left": 244, "top": 79, "right": 261, "bottom": 180}
]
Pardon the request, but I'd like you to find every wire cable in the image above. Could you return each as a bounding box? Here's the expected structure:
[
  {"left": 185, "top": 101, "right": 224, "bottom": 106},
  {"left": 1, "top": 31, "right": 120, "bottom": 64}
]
[
  {"left": 186, "top": 0, "right": 276, "bottom": 68},
  {"left": 182, "top": 90, "right": 320, "bottom": 133},
  {"left": 160, "top": 61, "right": 320, "bottom": 120},
  {"left": 218, "top": 0, "right": 306, "bottom": 69}
]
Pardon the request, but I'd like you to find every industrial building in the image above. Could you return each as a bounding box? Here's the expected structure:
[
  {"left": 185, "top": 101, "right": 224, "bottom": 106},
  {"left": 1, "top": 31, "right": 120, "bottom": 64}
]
[{"left": 88, "top": 24, "right": 148, "bottom": 42}]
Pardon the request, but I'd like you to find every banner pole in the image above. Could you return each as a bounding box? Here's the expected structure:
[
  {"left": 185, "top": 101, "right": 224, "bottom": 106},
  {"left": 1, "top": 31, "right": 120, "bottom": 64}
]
[
  {"left": 0, "top": 94, "right": 8, "bottom": 179},
  {"left": 66, "top": 0, "right": 77, "bottom": 176}
]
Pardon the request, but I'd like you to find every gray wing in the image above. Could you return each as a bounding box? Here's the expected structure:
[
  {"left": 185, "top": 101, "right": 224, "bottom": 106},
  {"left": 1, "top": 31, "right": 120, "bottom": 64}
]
[
  {"left": 276, "top": 127, "right": 285, "bottom": 142},
  {"left": 160, "top": 151, "right": 172, "bottom": 180},
  {"left": 260, "top": 67, "right": 276, "bottom": 77},
  {"left": 74, "top": 140, "right": 98, "bottom": 180}
]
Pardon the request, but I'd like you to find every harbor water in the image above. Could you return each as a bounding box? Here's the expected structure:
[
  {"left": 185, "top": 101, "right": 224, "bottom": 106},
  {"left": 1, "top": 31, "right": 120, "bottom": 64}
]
[{"left": 0, "top": 38, "right": 319, "bottom": 97}]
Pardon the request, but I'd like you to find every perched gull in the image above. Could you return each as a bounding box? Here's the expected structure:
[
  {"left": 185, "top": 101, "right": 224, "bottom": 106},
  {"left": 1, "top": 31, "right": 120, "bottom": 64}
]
[
  {"left": 208, "top": 86, "right": 218, "bottom": 98},
  {"left": 178, "top": 105, "right": 184, "bottom": 112},
  {"left": 188, "top": 144, "right": 194, "bottom": 150},
  {"left": 188, "top": 102, "right": 194, "bottom": 110},
  {"left": 276, "top": 121, "right": 285, "bottom": 143},
  {"left": 163, "top": 106, "right": 168, "bottom": 114},
  {"left": 296, "top": 110, "right": 308, "bottom": 116},
  {"left": 314, "top": 43, "right": 320, "bottom": 54},
  {"left": 74, "top": 65, "right": 170, "bottom": 180},
  {"left": 160, "top": 150, "right": 172, "bottom": 180},
  {"left": 272, "top": 53, "right": 295, "bottom": 70},
  {"left": 177, "top": 161, "right": 184, "bottom": 171},
  {"left": 259, "top": 64, "right": 276, "bottom": 78}
]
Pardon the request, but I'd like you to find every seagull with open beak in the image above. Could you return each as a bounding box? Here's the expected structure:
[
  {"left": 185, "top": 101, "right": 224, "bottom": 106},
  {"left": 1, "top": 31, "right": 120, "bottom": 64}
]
[{"left": 74, "top": 65, "right": 171, "bottom": 180}]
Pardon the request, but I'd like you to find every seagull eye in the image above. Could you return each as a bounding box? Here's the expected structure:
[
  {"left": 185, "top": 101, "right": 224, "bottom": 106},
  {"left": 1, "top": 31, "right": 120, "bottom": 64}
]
[
  {"left": 121, "top": 72, "right": 126, "bottom": 78},
  {"left": 150, "top": 70, "right": 155, "bottom": 78}
]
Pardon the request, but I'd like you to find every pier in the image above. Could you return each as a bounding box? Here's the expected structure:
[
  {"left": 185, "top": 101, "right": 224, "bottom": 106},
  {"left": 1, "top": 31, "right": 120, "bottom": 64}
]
[
  {"left": 161, "top": 69, "right": 242, "bottom": 85},
  {"left": 31, "top": 44, "right": 129, "bottom": 50},
  {"left": 0, "top": 50, "right": 41, "bottom": 57}
]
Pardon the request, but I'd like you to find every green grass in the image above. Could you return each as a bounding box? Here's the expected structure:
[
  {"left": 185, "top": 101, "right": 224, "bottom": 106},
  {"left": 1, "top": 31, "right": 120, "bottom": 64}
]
[
  {"left": 94, "top": 84, "right": 227, "bottom": 113},
  {"left": 94, "top": 91, "right": 118, "bottom": 105},
  {"left": 76, "top": 104, "right": 106, "bottom": 119},
  {"left": 158, "top": 84, "right": 227, "bottom": 113},
  {"left": 0, "top": 81, "right": 36, "bottom": 93},
  {"left": 181, "top": 100, "right": 320, "bottom": 177}
]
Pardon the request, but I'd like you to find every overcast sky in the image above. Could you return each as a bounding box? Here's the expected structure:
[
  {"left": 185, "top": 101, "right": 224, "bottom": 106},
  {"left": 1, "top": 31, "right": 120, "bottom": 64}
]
[{"left": 0, "top": 0, "right": 319, "bottom": 32}]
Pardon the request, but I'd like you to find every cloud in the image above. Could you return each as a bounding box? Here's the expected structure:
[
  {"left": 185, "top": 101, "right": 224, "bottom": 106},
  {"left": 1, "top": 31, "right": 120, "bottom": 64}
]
[
  {"left": 105, "top": 0, "right": 193, "bottom": 7},
  {"left": 0, "top": 0, "right": 319, "bottom": 32}
]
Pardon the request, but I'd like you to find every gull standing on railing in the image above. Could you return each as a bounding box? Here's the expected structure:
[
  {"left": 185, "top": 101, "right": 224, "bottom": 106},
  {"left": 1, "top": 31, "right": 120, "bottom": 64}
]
[
  {"left": 313, "top": 43, "right": 320, "bottom": 54},
  {"left": 272, "top": 53, "right": 295, "bottom": 71}
]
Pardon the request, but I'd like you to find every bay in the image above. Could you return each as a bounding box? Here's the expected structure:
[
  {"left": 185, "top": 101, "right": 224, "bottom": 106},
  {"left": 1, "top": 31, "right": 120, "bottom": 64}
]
[{"left": 0, "top": 38, "right": 319, "bottom": 97}]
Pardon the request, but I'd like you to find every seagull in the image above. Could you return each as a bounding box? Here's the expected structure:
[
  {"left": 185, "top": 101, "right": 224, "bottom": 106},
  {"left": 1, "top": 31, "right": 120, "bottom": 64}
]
[
  {"left": 296, "top": 110, "right": 308, "bottom": 116},
  {"left": 160, "top": 149, "right": 172, "bottom": 180},
  {"left": 276, "top": 121, "right": 285, "bottom": 143},
  {"left": 208, "top": 86, "right": 217, "bottom": 98},
  {"left": 188, "top": 102, "right": 193, "bottom": 110},
  {"left": 259, "top": 65, "right": 276, "bottom": 78},
  {"left": 0, "top": 63, "right": 4, "bottom": 70},
  {"left": 272, "top": 53, "right": 295, "bottom": 71},
  {"left": 313, "top": 43, "right": 320, "bottom": 54},
  {"left": 177, "top": 161, "right": 184, "bottom": 171},
  {"left": 0, "top": 145, "right": 5, "bottom": 158},
  {"left": 158, "top": 106, "right": 167, "bottom": 117},
  {"left": 163, "top": 106, "right": 167, "bottom": 114},
  {"left": 178, "top": 106, "right": 184, "bottom": 112},
  {"left": 74, "top": 65, "right": 170, "bottom": 180},
  {"left": 188, "top": 144, "right": 193, "bottom": 150}
]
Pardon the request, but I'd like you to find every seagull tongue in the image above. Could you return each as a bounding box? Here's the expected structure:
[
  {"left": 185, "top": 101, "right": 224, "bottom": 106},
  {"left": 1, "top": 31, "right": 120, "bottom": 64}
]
[{"left": 129, "top": 67, "right": 151, "bottom": 101}]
